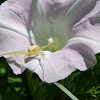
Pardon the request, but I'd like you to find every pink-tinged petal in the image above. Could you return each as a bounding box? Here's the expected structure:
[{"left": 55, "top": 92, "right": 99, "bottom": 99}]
[
  {"left": 73, "top": 20, "right": 100, "bottom": 44},
  {"left": 67, "top": 38, "right": 99, "bottom": 68},
  {"left": 33, "top": 0, "right": 97, "bottom": 49},
  {"left": 34, "top": 48, "right": 87, "bottom": 83},
  {"left": 24, "top": 59, "right": 40, "bottom": 72},
  {"left": 0, "top": 0, "right": 36, "bottom": 74},
  {"left": 34, "top": 35, "right": 100, "bottom": 83},
  {"left": 66, "top": 0, "right": 100, "bottom": 71},
  {"left": 32, "top": 0, "right": 76, "bottom": 48},
  {"left": 38, "top": 0, "right": 97, "bottom": 25},
  {"left": 0, "top": 0, "right": 32, "bottom": 28},
  {"left": 0, "top": 28, "right": 31, "bottom": 74},
  {"left": 34, "top": 37, "right": 100, "bottom": 83},
  {"left": 38, "top": 0, "right": 76, "bottom": 20},
  {"left": 34, "top": 0, "right": 100, "bottom": 83},
  {"left": 75, "top": 0, "right": 100, "bottom": 26},
  {"left": 72, "top": 0, "right": 100, "bottom": 46},
  {"left": 24, "top": 51, "right": 52, "bottom": 72},
  {"left": 65, "top": 0, "right": 97, "bottom": 26},
  {"left": 66, "top": 0, "right": 100, "bottom": 70},
  {"left": 0, "top": 0, "right": 35, "bottom": 42}
]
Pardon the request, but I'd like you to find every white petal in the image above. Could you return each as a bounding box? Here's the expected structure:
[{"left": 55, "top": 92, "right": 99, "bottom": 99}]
[
  {"left": 0, "top": 0, "right": 35, "bottom": 43},
  {"left": 34, "top": 0, "right": 100, "bottom": 83},
  {"left": 38, "top": 0, "right": 76, "bottom": 20},
  {"left": 0, "top": 28, "right": 31, "bottom": 74},
  {"left": 67, "top": 37, "right": 99, "bottom": 68},
  {"left": 24, "top": 51, "right": 52, "bottom": 72},
  {"left": 24, "top": 59, "right": 40, "bottom": 72},
  {"left": 75, "top": 0, "right": 100, "bottom": 26},
  {"left": 32, "top": 0, "right": 97, "bottom": 48},
  {"left": 35, "top": 49, "right": 86, "bottom": 83}
]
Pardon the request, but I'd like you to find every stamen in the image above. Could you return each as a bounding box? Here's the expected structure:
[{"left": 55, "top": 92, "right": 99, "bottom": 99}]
[{"left": 48, "top": 37, "right": 53, "bottom": 44}]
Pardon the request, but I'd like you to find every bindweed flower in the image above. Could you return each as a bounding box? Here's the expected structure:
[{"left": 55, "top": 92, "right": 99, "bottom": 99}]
[{"left": 0, "top": 0, "right": 100, "bottom": 83}]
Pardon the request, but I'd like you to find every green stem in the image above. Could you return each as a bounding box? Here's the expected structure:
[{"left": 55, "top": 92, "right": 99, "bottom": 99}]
[{"left": 54, "top": 82, "right": 79, "bottom": 100}]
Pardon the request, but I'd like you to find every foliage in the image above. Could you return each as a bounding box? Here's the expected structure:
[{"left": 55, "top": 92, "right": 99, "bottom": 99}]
[
  {"left": 0, "top": 57, "right": 32, "bottom": 100},
  {"left": 1, "top": 53, "right": 100, "bottom": 100},
  {"left": 0, "top": 0, "right": 6, "bottom": 4}
]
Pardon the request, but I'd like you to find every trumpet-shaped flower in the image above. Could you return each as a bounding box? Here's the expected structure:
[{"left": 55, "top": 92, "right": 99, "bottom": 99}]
[{"left": 0, "top": 0, "right": 100, "bottom": 83}]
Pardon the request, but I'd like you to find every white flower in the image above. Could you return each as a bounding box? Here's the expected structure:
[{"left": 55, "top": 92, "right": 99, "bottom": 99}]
[{"left": 0, "top": 0, "right": 100, "bottom": 83}]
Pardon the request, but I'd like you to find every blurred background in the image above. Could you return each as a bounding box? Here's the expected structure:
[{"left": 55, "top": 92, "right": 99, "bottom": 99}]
[{"left": 0, "top": 0, "right": 100, "bottom": 100}]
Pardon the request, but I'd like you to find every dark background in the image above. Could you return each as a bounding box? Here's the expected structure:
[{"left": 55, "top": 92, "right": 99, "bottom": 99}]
[{"left": 0, "top": 0, "right": 6, "bottom": 4}]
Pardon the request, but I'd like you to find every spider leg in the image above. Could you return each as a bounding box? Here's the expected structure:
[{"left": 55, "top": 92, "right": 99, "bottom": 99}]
[
  {"left": 0, "top": 51, "right": 29, "bottom": 64},
  {"left": 40, "top": 43, "right": 55, "bottom": 50},
  {"left": 24, "top": 55, "right": 27, "bottom": 63},
  {"left": 41, "top": 50, "right": 45, "bottom": 56},
  {"left": 0, "top": 51, "right": 28, "bottom": 56}
]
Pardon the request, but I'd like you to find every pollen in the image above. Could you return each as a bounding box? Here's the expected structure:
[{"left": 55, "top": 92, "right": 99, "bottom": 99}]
[{"left": 29, "top": 45, "right": 40, "bottom": 51}]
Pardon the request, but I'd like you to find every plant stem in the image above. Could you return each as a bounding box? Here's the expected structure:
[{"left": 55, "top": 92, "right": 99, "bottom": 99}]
[{"left": 54, "top": 82, "right": 79, "bottom": 100}]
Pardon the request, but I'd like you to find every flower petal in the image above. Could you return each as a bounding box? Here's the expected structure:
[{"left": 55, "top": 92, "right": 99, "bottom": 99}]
[
  {"left": 38, "top": 0, "right": 76, "bottom": 20},
  {"left": 75, "top": 0, "right": 100, "bottom": 26},
  {"left": 35, "top": 48, "right": 87, "bottom": 83},
  {"left": 65, "top": 0, "right": 97, "bottom": 26},
  {"left": 0, "top": 0, "right": 35, "bottom": 43},
  {"left": 72, "top": 0, "right": 100, "bottom": 49},
  {"left": 0, "top": 28, "right": 31, "bottom": 74},
  {"left": 34, "top": 0, "right": 100, "bottom": 83},
  {"left": 66, "top": 0, "right": 100, "bottom": 69},
  {"left": 38, "top": 0, "right": 97, "bottom": 26},
  {"left": 0, "top": 0, "right": 34, "bottom": 74},
  {"left": 24, "top": 51, "right": 52, "bottom": 72},
  {"left": 35, "top": 32, "right": 100, "bottom": 83},
  {"left": 34, "top": 37, "right": 100, "bottom": 83},
  {"left": 32, "top": 0, "right": 77, "bottom": 48},
  {"left": 67, "top": 0, "right": 100, "bottom": 69},
  {"left": 33, "top": 0, "right": 97, "bottom": 49},
  {"left": 67, "top": 38, "right": 98, "bottom": 68}
]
